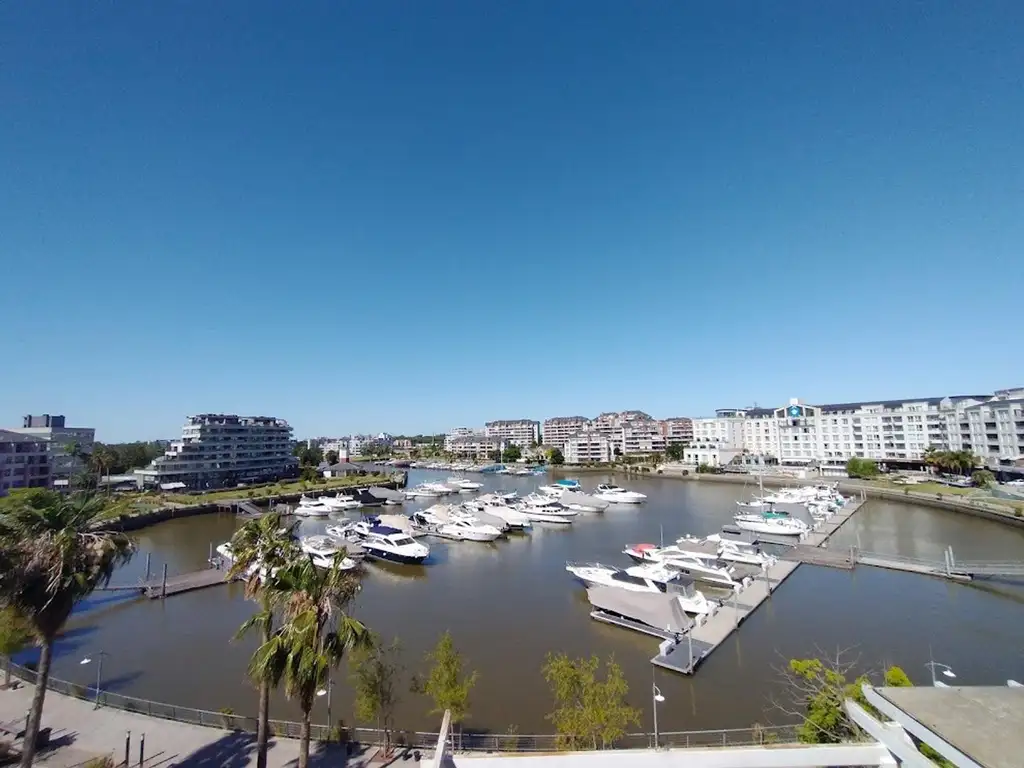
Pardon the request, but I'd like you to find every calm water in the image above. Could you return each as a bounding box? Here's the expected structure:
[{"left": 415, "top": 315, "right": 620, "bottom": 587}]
[{"left": 32, "top": 470, "right": 1024, "bottom": 735}]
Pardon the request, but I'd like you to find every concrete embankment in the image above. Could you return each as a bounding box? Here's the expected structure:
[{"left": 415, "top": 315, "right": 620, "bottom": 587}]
[{"left": 656, "top": 467, "right": 1024, "bottom": 529}]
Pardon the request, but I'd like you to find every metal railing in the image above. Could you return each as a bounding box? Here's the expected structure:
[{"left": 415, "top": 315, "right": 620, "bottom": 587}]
[{"left": 7, "top": 660, "right": 800, "bottom": 752}]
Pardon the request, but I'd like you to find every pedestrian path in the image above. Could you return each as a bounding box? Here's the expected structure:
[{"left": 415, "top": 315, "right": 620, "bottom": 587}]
[{"left": 0, "top": 683, "right": 384, "bottom": 767}]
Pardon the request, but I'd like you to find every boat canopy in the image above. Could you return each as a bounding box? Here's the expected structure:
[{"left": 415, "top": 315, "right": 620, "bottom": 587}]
[
  {"left": 369, "top": 525, "right": 403, "bottom": 535},
  {"left": 560, "top": 491, "right": 610, "bottom": 510},
  {"left": 368, "top": 486, "right": 405, "bottom": 502},
  {"left": 586, "top": 586, "right": 693, "bottom": 634}
]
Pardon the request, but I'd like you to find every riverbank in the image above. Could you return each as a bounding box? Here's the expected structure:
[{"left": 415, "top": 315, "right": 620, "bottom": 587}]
[{"left": 652, "top": 467, "right": 1024, "bottom": 528}]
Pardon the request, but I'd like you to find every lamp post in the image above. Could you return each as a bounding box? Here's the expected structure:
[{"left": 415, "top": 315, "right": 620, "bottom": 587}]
[
  {"left": 316, "top": 677, "right": 334, "bottom": 730},
  {"left": 925, "top": 661, "right": 956, "bottom": 687},
  {"left": 80, "top": 651, "right": 110, "bottom": 709},
  {"left": 652, "top": 678, "right": 665, "bottom": 748}
]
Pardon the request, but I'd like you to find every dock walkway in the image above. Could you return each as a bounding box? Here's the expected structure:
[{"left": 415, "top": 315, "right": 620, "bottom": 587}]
[{"left": 652, "top": 499, "right": 865, "bottom": 675}]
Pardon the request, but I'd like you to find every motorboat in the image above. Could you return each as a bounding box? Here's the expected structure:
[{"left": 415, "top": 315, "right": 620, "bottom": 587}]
[
  {"left": 558, "top": 491, "right": 609, "bottom": 513},
  {"left": 216, "top": 542, "right": 236, "bottom": 564},
  {"left": 733, "top": 510, "right": 809, "bottom": 536},
  {"left": 470, "top": 498, "right": 532, "bottom": 529},
  {"left": 446, "top": 477, "right": 483, "bottom": 492},
  {"left": 320, "top": 493, "right": 361, "bottom": 511},
  {"left": 555, "top": 478, "right": 581, "bottom": 490},
  {"left": 300, "top": 535, "right": 360, "bottom": 570},
  {"left": 412, "top": 508, "right": 502, "bottom": 542},
  {"left": 523, "top": 492, "right": 564, "bottom": 508},
  {"left": 520, "top": 505, "right": 577, "bottom": 524},
  {"left": 405, "top": 485, "right": 443, "bottom": 499},
  {"left": 565, "top": 561, "right": 717, "bottom": 616},
  {"left": 357, "top": 525, "right": 430, "bottom": 564},
  {"left": 493, "top": 490, "right": 518, "bottom": 501},
  {"left": 423, "top": 482, "right": 457, "bottom": 495},
  {"left": 701, "top": 534, "right": 775, "bottom": 568},
  {"left": 623, "top": 543, "right": 742, "bottom": 590},
  {"left": 537, "top": 484, "right": 566, "bottom": 496},
  {"left": 593, "top": 484, "right": 647, "bottom": 504},
  {"left": 736, "top": 498, "right": 772, "bottom": 510},
  {"left": 293, "top": 496, "right": 332, "bottom": 516}
]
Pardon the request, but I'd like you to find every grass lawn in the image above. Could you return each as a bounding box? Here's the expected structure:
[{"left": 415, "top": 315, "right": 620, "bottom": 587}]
[
  {"left": 879, "top": 480, "right": 975, "bottom": 496},
  {"left": 161, "top": 474, "right": 394, "bottom": 505}
]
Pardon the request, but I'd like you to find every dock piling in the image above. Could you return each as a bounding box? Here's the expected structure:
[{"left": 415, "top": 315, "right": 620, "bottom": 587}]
[
  {"left": 161, "top": 564, "right": 168, "bottom": 599},
  {"left": 145, "top": 553, "right": 151, "bottom": 582},
  {"left": 125, "top": 731, "right": 130, "bottom": 768},
  {"left": 139, "top": 732, "right": 145, "bottom": 768}
]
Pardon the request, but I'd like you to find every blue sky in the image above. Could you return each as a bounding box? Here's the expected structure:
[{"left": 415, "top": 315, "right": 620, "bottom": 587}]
[{"left": 2, "top": 1, "right": 1021, "bottom": 441}]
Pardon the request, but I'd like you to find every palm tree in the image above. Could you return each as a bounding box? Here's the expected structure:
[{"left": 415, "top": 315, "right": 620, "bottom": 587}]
[
  {"left": 0, "top": 493, "right": 133, "bottom": 768},
  {"left": 251, "top": 553, "right": 371, "bottom": 768},
  {"left": 229, "top": 513, "right": 301, "bottom": 768}
]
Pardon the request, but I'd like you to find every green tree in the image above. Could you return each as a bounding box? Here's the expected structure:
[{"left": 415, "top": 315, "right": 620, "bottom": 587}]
[
  {"left": 229, "top": 513, "right": 301, "bottom": 768},
  {"left": 781, "top": 656, "right": 868, "bottom": 743},
  {"left": 300, "top": 466, "right": 319, "bottom": 482},
  {"left": 489, "top": 450, "right": 502, "bottom": 463},
  {"left": 665, "top": 443, "right": 686, "bottom": 461},
  {"left": 845, "top": 457, "right": 879, "bottom": 479},
  {"left": 419, "top": 631, "right": 478, "bottom": 735},
  {"left": 547, "top": 448, "right": 565, "bottom": 465},
  {"left": 325, "top": 450, "right": 340, "bottom": 466},
  {"left": 0, "top": 493, "right": 134, "bottom": 768},
  {"left": 971, "top": 469, "right": 995, "bottom": 488},
  {"left": 350, "top": 636, "right": 403, "bottom": 755},
  {"left": 502, "top": 445, "right": 522, "bottom": 463},
  {"left": 542, "top": 653, "right": 640, "bottom": 750},
  {"left": 250, "top": 553, "right": 371, "bottom": 768},
  {"left": 0, "top": 606, "right": 32, "bottom": 688}
]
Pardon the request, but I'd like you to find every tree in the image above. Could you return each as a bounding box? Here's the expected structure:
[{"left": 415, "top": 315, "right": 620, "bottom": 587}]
[
  {"left": 774, "top": 653, "right": 869, "bottom": 744},
  {"left": 0, "top": 493, "right": 133, "bottom": 768},
  {"left": 665, "top": 443, "right": 686, "bottom": 462},
  {"left": 502, "top": 445, "right": 522, "bottom": 463},
  {"left": 300, "top": 466, "right": 319, "bottom": 483},
  {"left": 489, "top": 450, "right": 502, "bottom": 463},
  {"left": 971, "top": 469, "right": 995, "bottom": 488},
  {"left": 845, "top": 457, "right": 879, "bottom": 479},
  {"left": 419, "top": 631, "right": 478, "bottom": 737},
  {"left": 350, "top": 636, "right": 403, "bottom": 755},
  {"left": 229, "top": 513, "right": 301, "bottom": 768},
  {"left": 325, "top": 450, "right": 339, "bottom": 466},
  {"left": 0, "top": 606, "right": 32, "bottom": 688},
  {"left": 250, "top": 553, "right": 371, "bottom": 768},
  {"left": 613, "top": 447, "right": 622, "bottom": 458},
  {"left": 547, "top": 448, "right": 565, "bottom": 466},
  {"left": 542, "top": 653, "right": 640, "bottom": 750}
]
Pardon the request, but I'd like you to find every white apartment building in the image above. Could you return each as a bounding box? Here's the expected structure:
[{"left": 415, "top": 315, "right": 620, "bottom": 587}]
[
  {"left": 658, "top": 417, "right": 694, "bottom": 445},
  {"left": 617, "top": 422, "right": 667, "bottom": 455},
  {"left": 484, "top": 419, "right": 540, "bottom": 448},
  {"left": 689, "top": 390, "right": 1022, "bottom": 471},
  {"left": 8, "top": 414, "right": 95, "bottom": 485},
  {"left": 541, "top": 416, "right": 591, "bottom": 450},
  {"left": 445, "top": 427, "right": 482, "bottom": 452},
  {"left": 135, "top": 414, "right": 298, "bottom": 490},
  {"left": 447, "top": 436, "right": 500, "bottom": 460},
  {"left": 592, "top": 410, "right": 652, "bottom": 438},
  {"left": 564, "top": 431, "right": 613, "bottom": 464},
  {"left": 0, "top": 430, "right": 51, "bottom": 492}
]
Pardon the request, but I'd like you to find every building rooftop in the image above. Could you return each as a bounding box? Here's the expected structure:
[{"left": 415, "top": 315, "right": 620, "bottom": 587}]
[
  {"left": 875, "top": 685, "right": 1024, "bottom": 768},
  {"left": 0, "top": 429, "right": 47, "bottom": 444}
]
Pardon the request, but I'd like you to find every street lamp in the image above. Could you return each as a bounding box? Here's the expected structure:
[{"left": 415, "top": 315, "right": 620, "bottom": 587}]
[
  {"left": 925, "top": 661, "right": 956, "bottom": 687},
  {"left": 652, "top": 679, "right": 665, "bottom": 748},
  {"left": 80, "top": 651, "right": 110, "bottom": 709},
  {"left": 316, "top": 677, "right": 333, "bottom": 730}
]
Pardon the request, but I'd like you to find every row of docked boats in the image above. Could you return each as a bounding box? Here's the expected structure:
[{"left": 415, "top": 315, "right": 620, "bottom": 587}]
[{"left": 732, "top": 482, "right": 847, "bottom": 537}]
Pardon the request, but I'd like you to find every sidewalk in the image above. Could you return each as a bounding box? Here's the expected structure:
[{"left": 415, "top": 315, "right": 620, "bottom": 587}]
[{"left": 0, "top": 683, "right": 387, "bottom": 767}]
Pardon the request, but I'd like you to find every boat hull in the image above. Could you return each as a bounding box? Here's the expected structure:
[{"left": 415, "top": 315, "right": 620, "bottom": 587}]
[
  {"left": 362, "top": 547, "right": 428, "bottom": 565},
  {"left": 733, "top": 518, "right": 806, "bottom": 536}
]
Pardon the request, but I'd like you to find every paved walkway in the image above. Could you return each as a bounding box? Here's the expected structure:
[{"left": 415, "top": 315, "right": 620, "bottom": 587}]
[{"left": 1, "top": 683, "right": 393, "bottom": 767}]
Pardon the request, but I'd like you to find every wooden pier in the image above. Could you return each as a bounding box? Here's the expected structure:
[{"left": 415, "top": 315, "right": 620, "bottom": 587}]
[
  {"left": 142, "top": 567, "right": 231, "bottom": 599},
  {"left": 651, "top": 498, "right": 865, "bottom": 676}
]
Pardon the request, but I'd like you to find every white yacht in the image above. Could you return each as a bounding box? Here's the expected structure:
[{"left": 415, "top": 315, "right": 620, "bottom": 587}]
[
  {"left": 623, "top": 543, "right": 741, "bottom": 589},
  {"left": 423, "top": 482, "right": 457, "bottom": 496},
  {"left": 293, "top": 496, "right": 332, "bottom": 516},
  {"left": 446, "top": 477, "right": 483, "bottom": 492},
  {"left": 412, "top": 506, "right": 502, "bottom": 542},
  {"left": 300, "top": 535, "right": 360, "bottom": 570},
  {"left": 700, "top": 534, "right": 775, "bottom": 568},
  {"left": 523, "top": 492, "right": 563, "bottom": 508},
  {"left": 733, "top": 510, "right": 809, "bottom": 536},
  {"left": 404, "top": 485, "right": 443, "bottom": 499},
  {"left": 565, "top": 561, "right": 717, "bottom": 616},
  {"left": 593, "top": 484, "right": 647, "bottom": 504},
  {"left": 320, "top": 493, "right": 361, "bottom": 511},
  {"left": 468, "top": 498, "right": 532, "bottom": 529},
  {"left": 520, "top": 504, "right": 577, "bottom": 524},
  {"left": 357, "top": 525, "right": 430, "bottom": 564}
]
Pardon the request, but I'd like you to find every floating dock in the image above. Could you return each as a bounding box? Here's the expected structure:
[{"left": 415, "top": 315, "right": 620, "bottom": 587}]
[
  {"left": 143, "top": 568, "right": 230, "bottom": 599},
  {"left": 651, "top": 498, "right": 865, "bottom": 675}
]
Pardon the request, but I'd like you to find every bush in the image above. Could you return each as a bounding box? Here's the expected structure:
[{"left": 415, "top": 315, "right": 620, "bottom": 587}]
[{"left": 846, "top": 457, "right": 879, "bottom": 479}]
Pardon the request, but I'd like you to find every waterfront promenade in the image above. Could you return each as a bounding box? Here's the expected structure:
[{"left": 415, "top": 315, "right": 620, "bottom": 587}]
[{"left": 0, "top": 685, "right": 383, "bottom": 767}]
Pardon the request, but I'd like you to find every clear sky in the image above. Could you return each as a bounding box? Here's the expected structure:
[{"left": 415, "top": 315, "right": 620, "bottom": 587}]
[{"left": 2, "top": 1, "right": 1021, "bottom": 441}]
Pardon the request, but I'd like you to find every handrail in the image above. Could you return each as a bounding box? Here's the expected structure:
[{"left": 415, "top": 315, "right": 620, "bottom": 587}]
[{"left": 5, "top": 660, "right": 798, "bottom": 751}]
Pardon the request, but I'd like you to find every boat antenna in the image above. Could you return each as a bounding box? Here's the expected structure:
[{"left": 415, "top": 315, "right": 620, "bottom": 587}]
[{"left": 660, "top": 524, "right": 664, "bottom": 548}]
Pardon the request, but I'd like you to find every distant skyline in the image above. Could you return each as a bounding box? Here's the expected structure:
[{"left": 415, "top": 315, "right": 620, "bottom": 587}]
[{"left": 3, "top": 2, "right": 1022, "bottom": 442}]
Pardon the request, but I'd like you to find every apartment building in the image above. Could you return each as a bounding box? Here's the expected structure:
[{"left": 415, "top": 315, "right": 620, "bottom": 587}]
[
  {"left": 445, "top": 427, "right": 482, "bottom": 452},
  {"left": 618, "top": 421, "right": 667, "bottom": 455},
  {"left": 134, "top": 414, "right": 298, "bottom": 490},
  {"left": 0, "top": 430, "right": 52, "bottom": 492},
  {"left": 592, "top": 410, "right": 652, "bottom": 437},
  {"left": 688, "top": 390, "right": 1021, "bottom": 470},
  {"left": 958, "top": 389, "right": 1024, "bottom": 464},
  {"left": 8, "top": 414, "right": 95, "bottom": 485},
  {"left": 658, "top": 417, "right": 694, "bottom": 445},
  {"left": 563, "top": 431, "right": 613, "bottom": 464},
  {"left": 541, "top": 416, "right": 591, "bottom": 450},
  {"left": 484, "top": 419, "right": 540, "bottom": 448},
  {"left": 447, "top": 436, "right": 500, "bottom": 460}
]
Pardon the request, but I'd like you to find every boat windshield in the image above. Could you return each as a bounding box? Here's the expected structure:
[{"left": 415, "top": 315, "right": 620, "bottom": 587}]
[{"left": 392, "top": 535, "right": 415, "bottom": 546}]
